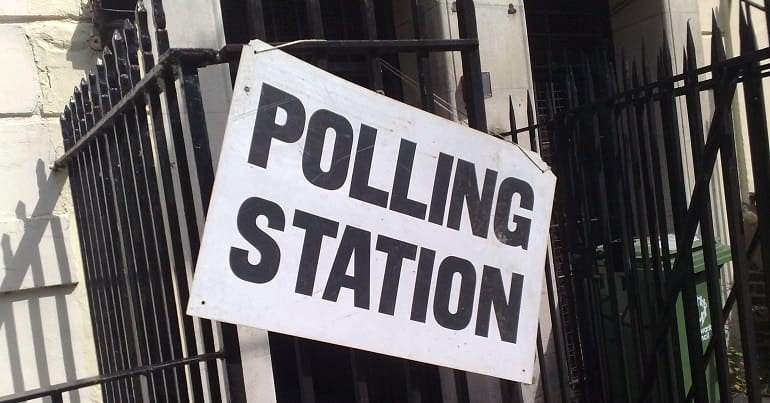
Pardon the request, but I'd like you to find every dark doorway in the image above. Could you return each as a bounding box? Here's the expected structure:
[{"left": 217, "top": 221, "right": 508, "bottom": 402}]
[{"left": 523, "top": 0, "right": 613, "bottom": 400}]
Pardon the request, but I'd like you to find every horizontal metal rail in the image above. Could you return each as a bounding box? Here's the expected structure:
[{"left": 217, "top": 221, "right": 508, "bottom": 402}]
[
  {"left": 56, "top": 38, "right": 481, "bottom": 171},
  {"left": 220, "top": 39, "right": 479, "bottom": 57},
  {"left": 740, "top": 0, "right": 766, "bottom": 12},
  {"left": 0, "top": 351, "right": 225, "bottom": 403},
  {"left": 272, "top": 38, "right": 478, "bottom": 52},
  {"left": 504, "top": 46, "right": 770, "bottom": 137},
  {"left": 52, "top": 48, "right": 219, "bottom": 170}
]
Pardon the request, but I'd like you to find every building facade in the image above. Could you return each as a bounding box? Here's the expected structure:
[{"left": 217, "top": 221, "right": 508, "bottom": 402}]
[{"left": 1, "top": 0, "right": 767, "bottom": 402}]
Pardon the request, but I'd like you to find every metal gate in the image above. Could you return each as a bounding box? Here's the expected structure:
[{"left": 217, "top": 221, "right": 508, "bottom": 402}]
[
  {"left": 0, "top": 0, "right": 496, "bottom": 401},
  {"left": 6, "top": 0, "right": 769, "bottom": 402},
  {"left": 509, "top": 10, "right": 769, "bottom": 403}
]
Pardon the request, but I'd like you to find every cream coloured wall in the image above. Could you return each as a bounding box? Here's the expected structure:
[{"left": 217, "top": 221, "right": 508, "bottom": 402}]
[
  {"left": 699, "top": 0, "right": 767, "bottom": 202},
  {"left": 0, "top": 0, "right": 101, "bottom": 402},
  {"left": 393, "top": 0, "right": 536, "bottom": 145}
]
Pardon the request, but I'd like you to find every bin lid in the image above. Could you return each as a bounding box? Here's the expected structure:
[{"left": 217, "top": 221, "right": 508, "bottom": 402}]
[{"left": 632, "top": 234, "right": 731, "bottom": 273}]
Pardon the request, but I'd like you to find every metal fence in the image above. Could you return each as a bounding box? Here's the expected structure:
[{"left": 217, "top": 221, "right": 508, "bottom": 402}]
[
  {"left": 2, "top": 1, "right": 243, "bottom": 401},
  {"left": 508, "top": 10, "right": 769, "bottom": 403},
  {"left": 0, "top": 0, "right": 498, "bottom": 401},
  {"left": 5, "top": 0, "right": 768, "bottom": 402}
]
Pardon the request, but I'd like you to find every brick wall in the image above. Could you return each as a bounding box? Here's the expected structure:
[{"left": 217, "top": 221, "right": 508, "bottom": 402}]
[{"left": 0, "top": 0, "right": 101, "bottom": 401}]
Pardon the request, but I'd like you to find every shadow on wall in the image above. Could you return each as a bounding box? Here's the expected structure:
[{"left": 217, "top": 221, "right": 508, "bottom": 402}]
[
  {"left": 0, "top": 160, "right": 82, "bottom": 401},
  {"left": 69, "top": 14, "right": 103, "bottom": 70}
]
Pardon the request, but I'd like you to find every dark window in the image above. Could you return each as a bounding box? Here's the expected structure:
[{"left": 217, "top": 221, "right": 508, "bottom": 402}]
[
  {"left": 523, "top": 0, "right": 612, "bottom": 400},
  {"left": 219, "top": 0, "right": 403, "bottom": 97}
]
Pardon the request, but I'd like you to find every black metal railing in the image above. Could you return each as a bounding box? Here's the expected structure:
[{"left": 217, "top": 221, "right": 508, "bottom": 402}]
[
  {"left": 2, "top": 1, "right": 244, "bottom": 401},
  {"left": 215, "top": 1, "right": 508, "bottom": 402},
  {"left": 0, "top": 352, "right": 225, "bottom": 403},
  {"left": 1, "top": 0, "right": 501, "bottom": 401},
  {"left": 510, "top": 10, "right": 769, "bottom": 403}
]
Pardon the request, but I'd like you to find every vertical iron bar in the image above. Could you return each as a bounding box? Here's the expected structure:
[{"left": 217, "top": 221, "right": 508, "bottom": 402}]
[
  {"left": 160, "top": 64, "right": 221, "bottom": 401},
  {"left": 455, "top": 0, "right": 487, "bottom": 131},
  {"left": 638, "top": 43, "right": 743, "bottom": 403},
  {"left": 246, "top": 0, "right": 267, "bottom": 40},
  {"left": 411, "top": 0, "right": 434, "bottom": 113},
  {"left": 417, "top": 51, "right": 435, "bottom": 113},
  {"left": 653, "top": 48, "right": 687, "bottom": 401},
  {"left": 151, "top": 68, "right": 206, "bottom": 400},
  {"left": 151, "top": 0, "right": 170, "bottom": 54},
  {"left": 633, "top": 62, "right": 666, "bottom": 402},
  {"left": 163, "top": 63, "right": 212, "bottom": 398},
  {"left": 110, "top": 30, "right": 167, "bottom": 401},
  {"left": 683, "top": 24, "right": 731, "bottom": 403},
  {"left": 155, "top": 89, "right": 205, "bottom": 400},
  {"left": 176, "top": 65, "right": 215, "bottom": 213},
  {"left": 179, "top": 60, "right": 247, "bottom": 401},
  {"left": 81, "top": 75, "right": 132, "bottom": 403},
  {"left": 638, "top": 51, "right": 677, "bottom": 403},
  {"left": 618, "top": 59, "right": 652, "bottom": 394},
  {"left": 294, "top": 339, "right": 317, "bottom": 403},
  {"left": 305, "top": 0, "right": 324, "bottom": 38},
  {"left": 95, "top": 54, "right": 145, "bottom": 402},
  {"left": 527, "top": 92, "right": 538, "bottom": 152},
  {"left": 124, "top": 19, "right": 187, "bottom": 401},
  {"left": 509, "top": 96, "right": 518, "bottom": 144},
  {"left": 764, "top": 0, "right": 770, "bottom": 46},
  {"left": 542, "top": 253, "right": 571, "bottom": 403},
  {"left": 452, "top": 4, "right": 480, "bottom": 399},
  {"left": 535, "top": 327, "right": 552, "bottom": 403},
  {"left": 136, "top": 3, "right": 199, "bottom": 399},
  {"left": 740, "top": 5, "right": 770, "bottom": 319},
  {"left": 659, "top": 43, "right": 709, "bottom": 403},
  {"left": 305, "top": 0, "right": 327, "bottom": 69},
  {"left": 349, "top": 350, "right": 369, "bottom": 403},
  {"left": 527, "top": 91, "right": 570, "bottom": 402},
  {"left": 117, "top": 26, "right": 172, "bottom": 399},
  {"left": 595, "top": 59, "right": 634, "bottom": 402},
  {"left": 359, "top": 0, "right": 384, "bottom": 91},
  {"left": 630, "top": 61, "right": 659, "bottom": 365},
  {"left": 60, "top": 108, "right": 105, "bottom": 383},
  {"left": 64, "top": 100, "right": 125, "bottom": 403},
  {"left": 732, "top": 10, "right": 764, "bottom": 401},
  {"left": 453, "top": 370, "right": 470, "bottom": 403},
  {"left": 75, "top": 82, "right": 140, "bottom": 403},
  {"left": 132, "top": 7, "right": 191, "bottom": 398},
  {"left": 175, "top": 63, "right": 224, "bottom": 401},
  {"left": 107, "top": 45, "right": 160, "bottom": 401},
  {"left": 547, "top": 80, "right": 591, "bottom": 400}
]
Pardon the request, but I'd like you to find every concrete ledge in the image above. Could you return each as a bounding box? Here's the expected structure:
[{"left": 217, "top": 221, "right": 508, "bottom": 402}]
[{"left": 0, "top": 0, "right": 85, "bottom": 20}]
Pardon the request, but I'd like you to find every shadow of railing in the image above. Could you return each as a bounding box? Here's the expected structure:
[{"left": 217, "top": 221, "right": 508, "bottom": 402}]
[{"left": 1, "top": 159, "right": 86, "bottom": 402}]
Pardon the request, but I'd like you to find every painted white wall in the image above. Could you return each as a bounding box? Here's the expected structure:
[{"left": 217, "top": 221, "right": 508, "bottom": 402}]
[
  {"left": 394, "top": 0, "right": 536, "bottom": 144},
  {"left": 610, "top": 0, "right": 705, "bottom": 195},
  {"left": 0, "top": 0, "right": 101, "bottom": 401},
  {"left": 699, "top": 0, "right": 768, "bottom": 203}
]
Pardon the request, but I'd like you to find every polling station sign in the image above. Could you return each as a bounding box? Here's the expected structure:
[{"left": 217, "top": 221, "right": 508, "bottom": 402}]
[{"left": 187, "top": 40, "right": 556, "bottom": 383}]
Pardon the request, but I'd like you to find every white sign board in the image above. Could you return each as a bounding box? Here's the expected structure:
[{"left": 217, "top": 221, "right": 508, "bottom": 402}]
[{"left": 188, "top": 40, "right": 556, "bottom": 383}]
